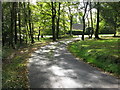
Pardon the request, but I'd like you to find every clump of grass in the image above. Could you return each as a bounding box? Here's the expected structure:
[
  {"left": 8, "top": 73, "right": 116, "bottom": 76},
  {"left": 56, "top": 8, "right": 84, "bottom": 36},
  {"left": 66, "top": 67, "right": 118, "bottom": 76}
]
[{"left": 68, "top": 38, "right": 120, "bottom": 77}]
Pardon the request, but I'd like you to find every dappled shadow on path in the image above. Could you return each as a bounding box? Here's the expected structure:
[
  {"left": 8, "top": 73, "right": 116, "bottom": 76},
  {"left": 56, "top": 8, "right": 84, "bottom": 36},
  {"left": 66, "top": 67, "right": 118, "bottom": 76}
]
[{"left": 27, "top": 38, "right": 119, "bottom": 88}]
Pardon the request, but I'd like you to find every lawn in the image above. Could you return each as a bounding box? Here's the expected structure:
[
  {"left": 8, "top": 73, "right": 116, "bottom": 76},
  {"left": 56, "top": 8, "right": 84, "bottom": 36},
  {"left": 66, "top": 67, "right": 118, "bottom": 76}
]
[{"left": 68, "top": 37, "right": 120, "bottom": 77}]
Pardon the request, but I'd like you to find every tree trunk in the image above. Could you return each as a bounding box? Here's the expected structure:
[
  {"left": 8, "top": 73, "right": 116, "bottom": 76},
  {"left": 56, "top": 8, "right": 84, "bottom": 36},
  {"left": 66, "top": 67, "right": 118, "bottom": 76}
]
[
  {"left": 68, "top": 5, "right": 73, "bottom": 36},
  {"left": 82, "top": 16, "right": 85, "bottom": 40},
  {"left": 2, "top": 5, "right": 5, "bottom": 46},
  {"left": 51, "top": 2, "right": 56, "bottom": 41},
  {"left": 90, "top": 2, "right": 94, "bottom": 38},
  {"left": 63, "top": 5, "right": 66, "bottom": 34},
  {"left": 28, "top": 2, "right": 34, "bottom": 43},
  {"left": 31, "top": 23, "right": 34, "bottom": 43},
  {"left": 82, "top": 2, "right": 88, "bottom": 41},
  {"left": 113, "top": 26, "right": 117, "bottom": 37},
  {"left": 19, "top": 2, "right": 22, "bottom": 44},
  {"left": 113, "top": 16, "right": 117, "bottom": 37},
  {"left": 70, "top": 15, "right": 73, "bottom": 36},
  {"left": 56, "top": 3, "right": 61, "bottom": 39},
  {"left": 38, "top": 27, "right": 40, "bottom": 41},
  {"left": 23, "top": 2, "right": 29, "bottom": 44},
  {"left": 95, "top": 2, "right": 100, "bottom": 39},
  {"left": 14, "top": 2, "right": 18, "bottom": 44},
  {"left": 10, "top": 3, "right": 14, "bottom": 48}
]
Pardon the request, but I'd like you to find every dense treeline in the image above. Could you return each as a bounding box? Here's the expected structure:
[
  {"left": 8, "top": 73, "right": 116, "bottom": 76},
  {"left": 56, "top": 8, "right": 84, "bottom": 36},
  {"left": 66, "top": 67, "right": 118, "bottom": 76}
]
[{"left": 2, "top": 2, "right": 120, "bottom": 48}]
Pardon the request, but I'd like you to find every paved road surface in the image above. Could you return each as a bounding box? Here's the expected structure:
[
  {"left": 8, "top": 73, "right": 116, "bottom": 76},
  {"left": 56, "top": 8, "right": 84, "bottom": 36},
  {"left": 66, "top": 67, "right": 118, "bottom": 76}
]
[{"left": 28, "top": 38, "right": 119, "bottom": 88}]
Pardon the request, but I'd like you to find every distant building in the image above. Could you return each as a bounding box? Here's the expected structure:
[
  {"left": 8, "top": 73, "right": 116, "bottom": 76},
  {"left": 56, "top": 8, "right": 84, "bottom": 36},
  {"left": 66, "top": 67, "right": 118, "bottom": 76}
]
[{"left": 72, "top": 24, "right": 86, "bottom": 30}]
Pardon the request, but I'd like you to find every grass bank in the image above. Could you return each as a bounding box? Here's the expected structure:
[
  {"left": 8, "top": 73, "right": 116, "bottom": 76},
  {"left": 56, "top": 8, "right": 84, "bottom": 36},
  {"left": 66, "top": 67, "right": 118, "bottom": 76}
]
[
  {"left": 2, "top": 38, "right": 51, "bottom": 88},
  {"left": 68, "top": 37, "right": 120, "bottom": 77}
]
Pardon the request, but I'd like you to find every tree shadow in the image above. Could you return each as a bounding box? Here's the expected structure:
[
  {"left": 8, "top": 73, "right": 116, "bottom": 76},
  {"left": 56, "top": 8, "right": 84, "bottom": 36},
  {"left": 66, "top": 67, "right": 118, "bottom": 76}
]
[{"left": 27, "top": 39, "right": 119, "bottom": 88}]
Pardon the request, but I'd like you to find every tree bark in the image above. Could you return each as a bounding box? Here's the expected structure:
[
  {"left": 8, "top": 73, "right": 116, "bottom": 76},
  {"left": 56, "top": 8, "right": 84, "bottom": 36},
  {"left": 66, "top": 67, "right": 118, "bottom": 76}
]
[
  {"left": 14, "top": 2, "right": 18, "bottom": 44},
  {"left": 90, "top": 2, "right": 94, "bottom": 38},
  {"left": 28, "top": 2, "right": 34, "bottom": 43},
  {"left": 2, "top": 4, "right": 5, "bottom": 46},
  {"left": 31, "top": 23, "right": 34, "bottom": 43},
  {"left": 19, "top": 2, "right": 22, "bottom": 44},
  {"left": 10, "top": 3, "right": 14, "bottom": 48},
  {"left": 56, "top": 3, "right": 61, "bottom": 39},
  {"left": 38, "top": 27, "right": 40, "bottom": 41},
  {"left": 63, "top": 5, "right": 66, "bottom": 34},
  {"left": 95, "top": 2, "right": 100, "bottom": 39},
  {"left": 70, "top": 15, "right": 73, "bottom": 36},
  {"left": 68, "top": 4, "right": 73, "bottom": 36},
  {"left": 113, "top": 16, "right": 117, "bottom": 37},
  {"left": 82, "top": 2, "right": 88, "bottom": 41},
  {"left": 51, "top": 2, "right": 56, "bottom": 41}
]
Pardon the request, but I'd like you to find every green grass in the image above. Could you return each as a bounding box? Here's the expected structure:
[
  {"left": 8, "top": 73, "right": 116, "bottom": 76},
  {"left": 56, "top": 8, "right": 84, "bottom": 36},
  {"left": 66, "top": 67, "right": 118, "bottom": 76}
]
[
  {"left": 2, "top": 38, "right": 51, "bottom": 88},
  {"left": 68, "top": 38, "right": 120, "bottom": 77}
]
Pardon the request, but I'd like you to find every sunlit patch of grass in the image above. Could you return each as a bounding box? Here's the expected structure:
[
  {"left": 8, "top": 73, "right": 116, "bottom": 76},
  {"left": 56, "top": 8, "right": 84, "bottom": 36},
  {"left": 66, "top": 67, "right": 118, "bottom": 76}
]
[{"left": 68, "top": 38, "right": 120, "bottom": 77}]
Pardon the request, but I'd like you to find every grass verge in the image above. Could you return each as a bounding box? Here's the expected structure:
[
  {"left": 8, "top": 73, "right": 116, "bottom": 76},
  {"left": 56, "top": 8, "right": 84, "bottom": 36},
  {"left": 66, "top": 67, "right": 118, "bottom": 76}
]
[
  {"left": 2, "top": 38, "right": 51, "bottom": 88},
  {"left": 68, "top": 37, "right": 120, "bottom": 77}
]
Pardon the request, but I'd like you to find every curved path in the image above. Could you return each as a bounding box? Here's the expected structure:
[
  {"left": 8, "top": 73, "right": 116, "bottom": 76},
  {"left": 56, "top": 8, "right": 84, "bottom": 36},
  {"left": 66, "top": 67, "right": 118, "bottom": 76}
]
[{"left": 28, "top": 38, "right": 119, "bottom": 88}]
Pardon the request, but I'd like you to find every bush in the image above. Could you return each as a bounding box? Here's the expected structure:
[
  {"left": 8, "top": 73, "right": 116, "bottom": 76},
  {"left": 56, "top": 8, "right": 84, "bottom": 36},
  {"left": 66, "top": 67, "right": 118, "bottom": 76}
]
[{"left": 99, "top": 26, "right": 115, "bottom": 34}]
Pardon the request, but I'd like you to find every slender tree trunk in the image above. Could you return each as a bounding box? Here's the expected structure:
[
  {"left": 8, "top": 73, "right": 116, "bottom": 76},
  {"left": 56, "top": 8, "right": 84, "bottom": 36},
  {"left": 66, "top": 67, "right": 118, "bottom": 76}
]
[
  {"left": 31, "top": 23, "right": 34, "bottom": 43},
  {"left": 10, "top": 3, "right": 14, "bottom": 48},
  {"left": 38, "top": 27, "right": 41, "bottom": 41},
  {"left": 63, "top": 19, "right": 66, "bottom": 34},
  {"left": 90, "top": 2, "right": 94, "bottom": 38},
  {"left": 70, "top": 15, "right": 73, "bottom": 36},
  {"left": 19, "top": 2, "right": 22, "bottom": 44},
  {"left": 14, "top": 2, "right": 18, "bottom": 44},
  {"left": 87, "top": 16, "right": 90, "bottom": 27},
  {"left": 82, "top": 2, "right": 88, "bottom": 41},
  {"left": 2, "top": 5, "right": 5, "bottom": 46},
  {"left": 28, "top": 2, "right": 34, "bottom": 43},
  {"left": 113, "top": 17, "right": 117, "bottom": 37},
  {"left": 68, "top": 5, "right": 73, "bottom": 36},
  {"left": 82, "top": 16, "right": 85, "bottom": 40},
  {"left": 114, "top": 25, "right": 117, "bottom": 37},
  {"left": 56, "top": 3, "right": 61, "bottom": 39},
  {"left": 63, "top": 5, "right": 66, "bottom": 34},
  {"left": 51, "top": 2, "right": 56, "bottom": 41},
  {"left": 95, "top": 2, "right": 100, "bottom": 39},
  {"left": 23, "top": 2, "right": 28, "bottom": 44}
]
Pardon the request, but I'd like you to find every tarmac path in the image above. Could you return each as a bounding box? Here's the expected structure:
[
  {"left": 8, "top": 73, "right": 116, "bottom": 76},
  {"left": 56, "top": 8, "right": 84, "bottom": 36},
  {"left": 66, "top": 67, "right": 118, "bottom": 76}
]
[{"left": 28, "top": 38, "right": 119, "bottom": 88}]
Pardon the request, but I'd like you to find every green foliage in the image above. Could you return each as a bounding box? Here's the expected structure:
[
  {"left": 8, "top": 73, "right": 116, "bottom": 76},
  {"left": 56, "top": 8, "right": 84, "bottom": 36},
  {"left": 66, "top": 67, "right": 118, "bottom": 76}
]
[
  {"left": 99, "top": 20, "right": 115, "bottom": 34},
  {"left": 68, "top": 38, "right": 120, "bottom": 76},
  {"left": 100, "top": 2, "right": 120, "bottom": 35}
]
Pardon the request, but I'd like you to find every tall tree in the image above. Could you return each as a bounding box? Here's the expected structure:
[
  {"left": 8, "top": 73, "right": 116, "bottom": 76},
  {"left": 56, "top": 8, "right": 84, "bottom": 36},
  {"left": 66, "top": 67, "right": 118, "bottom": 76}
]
[
  {"left": 14, "top": 2, "right": 18, "bottom": 44},
  {"left": 28, "top": 2, "right": 34, "bottom": 43},
  {"left": 90, "top": 2, "right": 94, "bottom": 38},
  {"left": 82, "top": 2, "right": 88, "bottom": 40},
  {"left": 95, "top": 2, "right": 100, "bottom": 39},
  {"left": 51, "top": 2, "right": 56, "bottom": 41},
  {"left": 56, "top": 2, "right": 61, "bottom": 39},
  {"left": 18, "top": 2, "right": 22, "bottom": 44},
  {"left": 68, "top": 3, "right": 73, "bottom": 36},
  {"left": 10, "top": 3, "right": 14, "bottom": 48}
]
